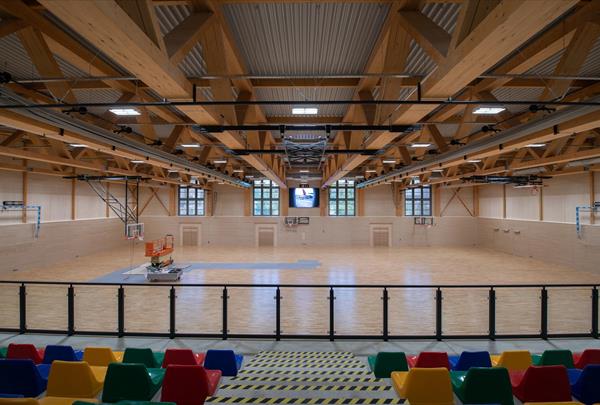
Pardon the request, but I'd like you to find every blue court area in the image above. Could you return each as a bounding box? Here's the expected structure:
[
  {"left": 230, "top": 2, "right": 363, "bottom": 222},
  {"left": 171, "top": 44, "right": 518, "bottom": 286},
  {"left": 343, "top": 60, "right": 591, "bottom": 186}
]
[{"left": 89, "top": 260, "right": 321, "bottom": 283}]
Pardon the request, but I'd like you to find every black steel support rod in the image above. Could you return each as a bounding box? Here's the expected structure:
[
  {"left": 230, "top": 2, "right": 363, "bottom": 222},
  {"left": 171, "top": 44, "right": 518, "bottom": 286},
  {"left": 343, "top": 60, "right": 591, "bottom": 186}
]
[
  {"left": 592, "top": 287, "right": 598, "bottom": 339},
  {"left": 382, "top": 288, "right": 389, "bottom": 341},
  {"left": 489, "top": 288, "right": 496, "bottom": 340},
  {"left": 19, "top": 283, "right": 26, "bottom": 334},
  {"left": 541, "top": 287, "right": 548, "bottom": 340},
  {"left": 329, "top": 288, "right": 335, "bottom": 341},
  {"left": 222, "top": 287, "right": 228, "bottom": 340},
  {"left": 117, "top": 286, "right": 125, "bottom": 337},
  {"left": 275, "top": 287, "right": 281, "bottom": 341},
  {"left": 436, "top": 288, "right": 443, "bottom": 341},
  {"left": 67, "top": 285, "right": 75, "bottom": 336},
  {"left": 169, "top": 287, "right": 176, "bottom": 339}
]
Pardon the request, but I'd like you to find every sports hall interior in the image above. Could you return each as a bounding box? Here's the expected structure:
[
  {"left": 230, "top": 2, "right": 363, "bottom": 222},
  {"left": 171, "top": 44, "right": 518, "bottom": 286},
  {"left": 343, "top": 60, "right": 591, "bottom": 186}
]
[{"left": 0, "top": 1, "right": 600, "bottom": 405}]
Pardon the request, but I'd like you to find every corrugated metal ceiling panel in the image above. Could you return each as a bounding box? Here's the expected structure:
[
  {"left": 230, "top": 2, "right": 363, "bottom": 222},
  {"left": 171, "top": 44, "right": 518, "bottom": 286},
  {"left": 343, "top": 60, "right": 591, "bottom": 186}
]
[{"left": 255, "top": 87, "right": 355, "bottom": 117}]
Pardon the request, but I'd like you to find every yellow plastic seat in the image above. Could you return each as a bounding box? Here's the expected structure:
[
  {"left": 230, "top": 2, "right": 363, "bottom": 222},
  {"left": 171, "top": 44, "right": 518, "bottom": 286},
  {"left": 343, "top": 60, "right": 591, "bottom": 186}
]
[
  {"left": 0, "top": 399, "right": 41, "bottom": 405},
  {"left": 46, "top": 361, "right": 105, "bottom": 398},
  {"left": 83, "top": 347, "right": 123, "bottom": 367},
  {"left": 491, "top": 350, "right": 532, "bottom": 371},
  {"left": 38, "top": 398, "right": 99, "bottom": 405},
  {"left": 391, "top": 368, "right": 454, "bottom": 405}
]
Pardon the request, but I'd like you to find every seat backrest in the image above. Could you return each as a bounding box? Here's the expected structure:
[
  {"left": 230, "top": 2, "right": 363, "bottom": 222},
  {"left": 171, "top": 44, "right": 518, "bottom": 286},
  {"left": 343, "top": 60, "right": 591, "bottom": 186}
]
[
  {"left": 42, "top": 345, "right": 77, "bottom": 364},
  {"left": 414, "top": 352, "right": 450, "bottom": 369},
  {"left": 204, "top": 350, "right": 237, "bottom": 376},
  {"left": 519, "top": 365, "right": 571, "bottom": 402},
  {"left": 539, "top": 350, "right": 575, "bottom": 368},
  {"left": 161, "top": 365, "right": 210, "bottom": 405},
  {"left": 497, "top": 350, "right": 531, "bottom": 371},
  {"left": 83, "top": 347, "right": 118, "bottom": 367},
  {"left": 573, "top": 365, "right": 600, "bottom": 404},
  {"left": 374, "top": 352, "right": 408, "bottom": 377},
  {"left": 123, "top": 348, "right": 159, "bottom": 368},
  {"left": 46, "top": 361, "right": 101, "bottom": 398},
  {"left": 454, "top": 351, "right": 492, "bottom": 371},
  {"left": 0, "top": 398, "right": 40, "bottom": 405},
  {"left": 6, "top": 344, "right": 42, "bottom": 364},
  {"left": 0, "top": 359, "right": 46, "bottom": 397},
  {"left": 461, "top": 367, "right": 514, "bottom": 405},
  {"left": 403, "top": 368, "right": 453, "bottom": 405},
  {"left": 162, "top": 349, "right": 197, "bottom": 367},
  {"left": 577, "top": 349, "right": 600, "bottom": 368},
  {"left": 102, "top": 363, "right": 153, "bottom": 402}
]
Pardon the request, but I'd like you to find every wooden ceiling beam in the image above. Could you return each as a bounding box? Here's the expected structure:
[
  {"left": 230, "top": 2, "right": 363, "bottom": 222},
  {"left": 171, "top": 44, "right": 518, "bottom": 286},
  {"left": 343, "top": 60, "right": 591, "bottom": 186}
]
[
  {"left": 396, "top": 10, "right": 450, "bottom": 64},
  {"left": 165, "top": 11, "right": 214, "bottom": 64}
]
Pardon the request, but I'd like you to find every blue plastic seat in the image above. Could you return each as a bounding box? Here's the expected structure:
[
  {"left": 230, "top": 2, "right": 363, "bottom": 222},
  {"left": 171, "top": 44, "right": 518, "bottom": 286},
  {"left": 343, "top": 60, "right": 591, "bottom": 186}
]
[
  {"left": 569, "top": 365, "right": 600, "bottom": 405},
  {"left": 42, "top": 345, "right": 83, "bottom": 364},
  {"left": 449, "top": 351, "right": 492, "bottom": 371},
  {"left": 0, "top": 359, "right": 47, "bottom": 397},
  {"left": 203, "top": 350, "right": 243, "bottom": 377}
]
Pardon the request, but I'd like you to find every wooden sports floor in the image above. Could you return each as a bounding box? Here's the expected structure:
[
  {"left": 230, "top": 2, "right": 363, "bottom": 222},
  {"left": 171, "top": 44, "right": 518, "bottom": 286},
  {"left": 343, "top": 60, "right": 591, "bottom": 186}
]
[{"left": 1, "top": 245, "right": 599, "bottom": 337}]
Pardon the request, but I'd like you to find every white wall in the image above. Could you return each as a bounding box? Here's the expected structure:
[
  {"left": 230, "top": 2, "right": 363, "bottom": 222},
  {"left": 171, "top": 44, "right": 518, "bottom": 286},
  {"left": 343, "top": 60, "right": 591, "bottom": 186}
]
[
  {"left": 213, "top": 184, "right": 244, "bottom": 216},
  {"left": 439, "top": 186, "right": 475, "bottom": 216},
  {"left": 479, "top": 184, "right": 503, "bottom": 218},
  {"left": 363, "top": 185, "right": 396, "bottom": 216}
]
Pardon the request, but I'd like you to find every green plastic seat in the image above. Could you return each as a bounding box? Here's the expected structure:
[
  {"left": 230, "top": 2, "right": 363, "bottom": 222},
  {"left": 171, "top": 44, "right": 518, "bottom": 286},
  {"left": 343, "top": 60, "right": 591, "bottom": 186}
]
[
  {"left": 122, "top": 348, "right": 165, "bottom": 369},
  {"left": 531, "top": 350, "right": 575, "bottom": 368},
  {"left": 367, "top": 352, "right": 409, "bottom": 378},
  {"left": 0, "top": 347, "right": 7, "bottom": 358},
  {"left": 451, "top": 367, "right": 514, "bottom": 405},
  {"left": 101, "top": 363, "right": 165, "bottom": 402}
]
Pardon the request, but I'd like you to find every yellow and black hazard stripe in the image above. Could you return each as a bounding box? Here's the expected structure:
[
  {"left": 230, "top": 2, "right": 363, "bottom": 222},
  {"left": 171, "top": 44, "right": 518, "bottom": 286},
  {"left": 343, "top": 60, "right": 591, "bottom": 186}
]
[
  {"left": 206, "top": 397, "right": 403, "bottom": 404},
  {"left": 255, "top": 352, "right": 355, "bottom": 359},
  {"left": 230, "top": 376, "right": 380, "bottom": 384},
  {"left": 248, "top": 358, "right": 363, "bottom": 366},
  {"left": 219, "top": 384, "right": 392, "bottom": 392},
  {"left": 238, "top": 369, "right": 371, "bottom": 376}
]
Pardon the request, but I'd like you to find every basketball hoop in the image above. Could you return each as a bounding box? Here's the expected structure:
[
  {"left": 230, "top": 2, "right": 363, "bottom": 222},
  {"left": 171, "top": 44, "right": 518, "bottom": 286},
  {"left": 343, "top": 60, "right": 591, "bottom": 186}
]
[
  {"left": 530, "top": 186, "right": 540, "bottom": 196},
  {"left": 126, "top": 223, "right": 144, "bottom": 240}
]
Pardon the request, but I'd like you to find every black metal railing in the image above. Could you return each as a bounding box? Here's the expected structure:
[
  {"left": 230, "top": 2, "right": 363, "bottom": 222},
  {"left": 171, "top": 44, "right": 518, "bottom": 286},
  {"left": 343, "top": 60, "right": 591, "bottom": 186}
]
[{"left": 0, "top": 281, "right": 598, "bottom": 340}]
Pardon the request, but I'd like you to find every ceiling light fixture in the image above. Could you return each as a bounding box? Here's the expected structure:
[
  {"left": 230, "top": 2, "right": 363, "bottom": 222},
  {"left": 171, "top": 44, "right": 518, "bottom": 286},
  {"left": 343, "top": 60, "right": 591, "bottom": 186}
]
[
  {"left": 474, "top": 106, "right": 506, "bottom": 115},
  {"left": 109, "top": 108, "right": 141, "bottom": 116},
  {"left": 467, "top": 159, "right": 482, "bottom": 163},
  {"left": 68, "top": 143, "right": 87, "bottom": 148},
  {"left": 232, "top": 169, "right": 244, "bottom": 173},
  {"left": 299, "top": 169, "right": 310, "bottom": 173},
  {"left": 213, "top": 160, "right": 227, "bottom": 164},
  {"left": 365, "top": 169, "right": 377, "bottom": 173},
  {"left": 180, "top": 144, "right": 201, "bottom": 148},
  {"left": 432, "top": 169, "right": 444, "bottom": 172},
  {"left": 526, "top": 143, "right": 546, "bottom": 148},
  {"left": 130, "top": 160, "right": 145, "bottom": 164},
  {"left": 382, "top": 159, "right": 397, "bottom": 164},
  {"left": 410, "top": 143, "right": 432, "bottom": 148},
  {"left": 167, "top": 169, "right": 179, "bottom": 173},
  {"left": 292, "top": 107, "right": 318, "bottom": 115}
]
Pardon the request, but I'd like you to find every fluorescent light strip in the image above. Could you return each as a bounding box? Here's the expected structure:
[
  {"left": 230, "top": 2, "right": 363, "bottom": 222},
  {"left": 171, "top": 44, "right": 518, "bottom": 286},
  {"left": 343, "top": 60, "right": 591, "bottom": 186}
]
[
  {"left": 411, "top": 143, "right": 431, "bottom": 148},
  {"left": 526, "top": 143, "right": 546, "bottom": 148},
  {"left": 292, "top": 107, "right": 318, "bottom": 115},
  {"left": 467, "top": 159, "right": 482, "bottom": 163},
  {"left": 213, "top": 160, "right": 227, "bottom": 164},
  {"left": 232, "top": 169, "right": 244, "bottom": 173},
  {"left": 365, "top": 169, "right": 377, "bottom": 173},
  {"left": 299, "top": 169, "right": 310, "bottom": 173},
  {"left": 130, "top": 160, "right": 145, "bottom": 164},
  {"left": 109, "top": 108, "right": 141, "bottom": 116},
  {"left": 180, "top": 144, "right": 201, "bottom": 148},
  {"left": 473, "top": 107, "right": 506, "bottom": 115},
  {"left": 382, "top": 160, "right": 397, "bottom": 164},
  {"left": 68, "top": 143, "right": 87, "bottom": 148}
]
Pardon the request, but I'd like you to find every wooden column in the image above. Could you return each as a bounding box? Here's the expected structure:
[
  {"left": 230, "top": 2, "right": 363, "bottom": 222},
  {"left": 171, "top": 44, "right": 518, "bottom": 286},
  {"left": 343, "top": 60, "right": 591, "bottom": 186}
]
[
  {"left": 396, "top": 187, "right": 404, "bottom": 216},
  {"left": 433, "top": 184, "right": 441, "bottom": 217},
  {"left": 168, "top": 184, "right": 176, "bottom": 216},
  {"left": 539, "top": 186, "right": 544, "bottom": 221},
  {"left": 280, "top": 188, "right": 289, "bottom": 217},
  {"left": 502, "top": 184, "right": 507, "bottom": 219},
  {"left": 21, "top": 171, "right": 28, "bottom": 223},
  {"left": 243, "top": 188, "right": 252, "bottom": 216},
  {"left": 472, "top": 186, "right": 479, "bottom": 217},
  {"left": 205, "top": 189, "right": 213, "bottom": 216},
  {"left": 320, "top": 189, "right": 328, "bottom": 216},
  {"left": 357, "top": 189, "right": 365, "bottom": 216},
  {"left": 590, "top": 171, "right": 596, "bottom": 225},
  {"left": 71, "top": 177, "right": 76, "bottom": 220},
  {"left": 105, "top": 182, "right": 111, "bottom": 218}
]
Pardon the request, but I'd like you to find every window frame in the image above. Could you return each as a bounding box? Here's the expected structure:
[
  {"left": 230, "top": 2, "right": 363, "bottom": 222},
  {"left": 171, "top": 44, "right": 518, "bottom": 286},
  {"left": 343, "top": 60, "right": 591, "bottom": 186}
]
[
  {"left": 178, "top": 186, "right": 205, "bottom": 216},
  {"left": 328, "top": 179, "right": 356, "bottom": 216},
  {"left": 253, "top": 179, "right": 280, "bottom": 216},
  {"left": 404, "top": 185, "right": 432, "bottom": 217}
]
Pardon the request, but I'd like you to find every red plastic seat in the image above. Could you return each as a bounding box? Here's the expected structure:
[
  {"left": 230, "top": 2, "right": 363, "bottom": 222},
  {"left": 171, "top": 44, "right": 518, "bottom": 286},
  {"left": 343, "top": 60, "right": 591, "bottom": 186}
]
[
  {"left": 573, "top": 349, "right": 600, "bottom": 369},
  {"left": 162, "top": 349, "right": 205, "bottom": 368},
  {"left": 510, "top": 365, "right": 571, "bottom": 403},
  {"left": 161, "top": 365, "right": 221, "bottom": 405},
  {"left": 407, "top": 352, "right": 450, "bottom": 369},
  {"left": 7, "top": 344, "right": 45, "bottom": 365}
]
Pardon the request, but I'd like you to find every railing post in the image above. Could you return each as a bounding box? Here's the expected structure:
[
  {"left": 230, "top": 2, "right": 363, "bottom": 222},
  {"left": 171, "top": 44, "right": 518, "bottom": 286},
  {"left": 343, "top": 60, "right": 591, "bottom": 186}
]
[
  {"left": 592, "top": 287, "right": 598, "bottom": 339},
  {"left": 488, "top": 287, "right": 496, "bottom": 340},
  {"left": 328, "top": 287, "right": 335, "bottom": 341},
  {"left": 67, "top": 284, "right": 75, "bottom": 336},
  {"left": 382, "top": 288, "right": 389, "bottom": 341},
  {"left": 19, "top": 283, "right": 26, "bottom": 334},
  {"left": 222, "top": 287, "right": 228, "bottom": 340},
  {"left": 117, "top": 285, "right": 125, "bottom": 337},
  {"left": 169, "top": 287, "right": 176, "bottom": 339},
  {"left": 275, "top": 287, "right": 281, "bottom": 341},
  {"left": 435, "top": 288, "right": 442, "bottom": 341},
  {"left": 540, "top": 287, "right": 548, "bottom": 340}
]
